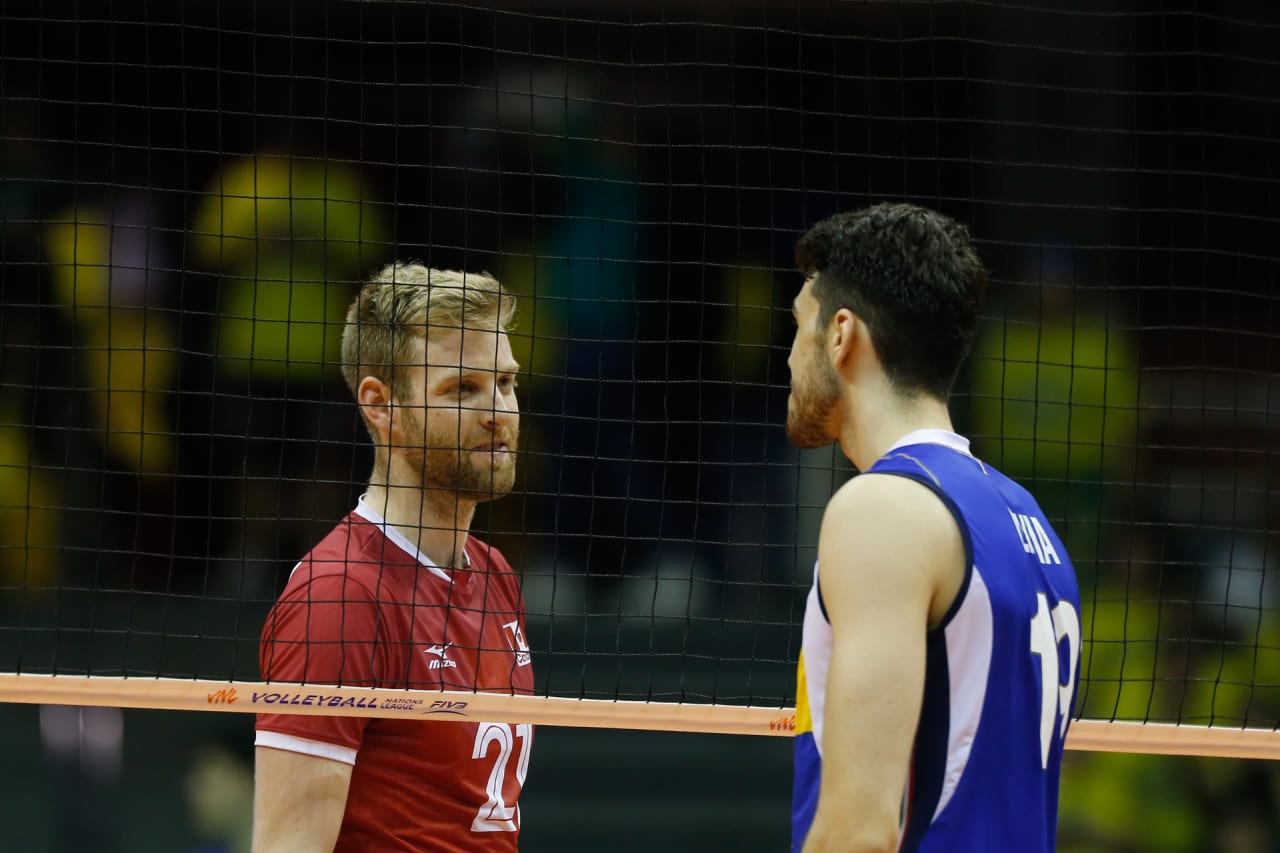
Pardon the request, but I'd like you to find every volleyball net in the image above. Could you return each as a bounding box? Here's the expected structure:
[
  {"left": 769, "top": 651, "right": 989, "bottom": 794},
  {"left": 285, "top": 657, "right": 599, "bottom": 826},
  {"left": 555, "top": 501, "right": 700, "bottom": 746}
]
[{"left": 0, "top": 2, "right": 1277, "bottom": 757}]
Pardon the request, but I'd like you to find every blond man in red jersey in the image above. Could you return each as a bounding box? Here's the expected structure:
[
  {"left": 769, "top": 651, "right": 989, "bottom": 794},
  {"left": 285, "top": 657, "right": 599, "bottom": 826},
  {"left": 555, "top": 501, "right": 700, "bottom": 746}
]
[{"left": 254, "top": 263, "right": 533, "bottom": 852}]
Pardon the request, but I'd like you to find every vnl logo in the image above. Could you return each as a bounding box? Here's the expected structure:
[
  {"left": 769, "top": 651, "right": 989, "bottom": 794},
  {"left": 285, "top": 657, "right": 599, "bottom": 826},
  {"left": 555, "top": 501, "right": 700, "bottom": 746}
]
[
  {"left": 424, "top": 644, "right": 458, "bottom": 669},
  {"left": 769, "top": 715, "right": 796, "bottom": 732}
]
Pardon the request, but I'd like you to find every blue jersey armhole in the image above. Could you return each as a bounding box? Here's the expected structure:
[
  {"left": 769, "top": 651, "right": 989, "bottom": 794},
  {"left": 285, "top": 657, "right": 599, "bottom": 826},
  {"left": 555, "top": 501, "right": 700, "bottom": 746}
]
[{"left": 871, "top": 469, "right": 975, "bottom": 633}]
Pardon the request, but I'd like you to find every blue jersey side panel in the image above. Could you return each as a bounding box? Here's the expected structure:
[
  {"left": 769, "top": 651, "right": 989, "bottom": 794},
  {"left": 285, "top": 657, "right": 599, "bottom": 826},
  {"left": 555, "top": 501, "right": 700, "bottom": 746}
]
[{"left": 791, "top": 731, "right": 821, "bottom": 850}]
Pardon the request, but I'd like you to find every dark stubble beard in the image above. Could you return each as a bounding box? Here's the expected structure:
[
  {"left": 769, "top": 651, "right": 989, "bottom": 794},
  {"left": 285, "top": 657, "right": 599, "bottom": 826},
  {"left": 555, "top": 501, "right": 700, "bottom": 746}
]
[{"left": 786, "top": 344, "right": 842, "bottom": 449}]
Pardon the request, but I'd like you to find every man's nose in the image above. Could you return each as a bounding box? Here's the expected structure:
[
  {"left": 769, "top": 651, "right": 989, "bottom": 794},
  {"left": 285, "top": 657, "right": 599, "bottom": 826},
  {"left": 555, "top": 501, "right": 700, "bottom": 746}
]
[{"left": 482, "top": 386, "right": 517, "bottom": 427}]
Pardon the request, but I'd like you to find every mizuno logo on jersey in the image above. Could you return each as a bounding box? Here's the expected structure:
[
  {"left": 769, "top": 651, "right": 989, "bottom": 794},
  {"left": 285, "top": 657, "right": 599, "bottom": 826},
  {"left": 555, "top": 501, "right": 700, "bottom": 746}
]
[{"left": 424, "top": 644, "right": 458, "bottom": 669}]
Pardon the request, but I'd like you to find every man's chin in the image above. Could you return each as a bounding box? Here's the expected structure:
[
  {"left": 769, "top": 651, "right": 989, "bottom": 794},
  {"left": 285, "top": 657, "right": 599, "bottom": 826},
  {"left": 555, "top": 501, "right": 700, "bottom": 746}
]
[
  {"left": 785, "top": 420, "right": 834, "bottom": 450},
  {"left": 470, "top": 487, "right": 513, "bottom": 504},
  {"left": 463, "top": 465, "right": 517, "bottom": 501}
]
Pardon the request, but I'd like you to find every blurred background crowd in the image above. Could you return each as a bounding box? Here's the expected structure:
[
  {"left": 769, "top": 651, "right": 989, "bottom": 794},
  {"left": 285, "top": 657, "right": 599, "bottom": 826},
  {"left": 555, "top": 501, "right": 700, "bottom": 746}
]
[{"left": 0, "top": 1, "right": 1277, "bottom": 850}]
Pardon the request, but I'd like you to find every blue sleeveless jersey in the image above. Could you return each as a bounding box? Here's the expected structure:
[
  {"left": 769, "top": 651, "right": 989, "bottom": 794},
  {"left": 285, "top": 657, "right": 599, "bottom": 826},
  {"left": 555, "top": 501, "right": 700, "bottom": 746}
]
[{"left": 792, "top": 433, "right": 1081, "bottom": 852}]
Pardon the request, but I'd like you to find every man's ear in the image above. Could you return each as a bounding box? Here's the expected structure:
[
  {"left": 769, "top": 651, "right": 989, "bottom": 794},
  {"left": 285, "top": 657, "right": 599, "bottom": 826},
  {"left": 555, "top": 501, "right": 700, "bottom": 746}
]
[
  {"left": 829, "top": 307, "right": 860, "bottom": 370},
  {"left": 357, "top": 376, "right": 395, "bottom": 441}
]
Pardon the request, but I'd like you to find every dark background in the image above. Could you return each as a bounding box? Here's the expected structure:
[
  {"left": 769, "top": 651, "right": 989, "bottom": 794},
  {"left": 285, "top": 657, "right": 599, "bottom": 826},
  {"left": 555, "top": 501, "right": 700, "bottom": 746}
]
[{"left": 1, "top": 1, "right": 1278, "bottom": 850}]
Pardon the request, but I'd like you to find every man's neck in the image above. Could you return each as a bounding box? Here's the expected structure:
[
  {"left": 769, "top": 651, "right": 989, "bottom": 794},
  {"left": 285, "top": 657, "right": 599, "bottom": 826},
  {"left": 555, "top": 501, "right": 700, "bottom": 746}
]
[
  {"left": 362, "top": 482, "right": 476, "bottom": 572},
  {"left": 838, "top": 388, "right": 955, "bottom": 472}
]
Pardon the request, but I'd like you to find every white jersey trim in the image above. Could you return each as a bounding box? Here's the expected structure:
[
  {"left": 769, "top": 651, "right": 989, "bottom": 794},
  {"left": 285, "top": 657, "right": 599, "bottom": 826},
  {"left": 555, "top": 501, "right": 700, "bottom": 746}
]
[
  {"left": 885, "top": 428, "right": 973, "bottom": 457},
  {"left": 352, "top": 496, "right": 453, "bottom": 584},
  {"left": 255, "top": 730, "right": 359, "bottom": 766},
  {"left": 802, "top": 560, "right": 831, "bottom": 758},
  {"left": 933, "top": 565, "right": 994, "bottom": 821}
]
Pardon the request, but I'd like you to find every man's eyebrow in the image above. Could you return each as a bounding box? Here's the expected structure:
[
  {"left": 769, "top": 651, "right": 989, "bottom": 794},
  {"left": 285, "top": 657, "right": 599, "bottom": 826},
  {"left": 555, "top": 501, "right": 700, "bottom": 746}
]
[{"left": 446, "top": 361, "right": 522, "bottom": 376}]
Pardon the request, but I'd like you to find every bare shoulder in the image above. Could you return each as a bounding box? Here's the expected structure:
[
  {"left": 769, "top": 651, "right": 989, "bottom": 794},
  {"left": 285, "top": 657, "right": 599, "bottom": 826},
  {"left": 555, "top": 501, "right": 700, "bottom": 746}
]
[
  {"left": 819, "top": 473, "right": 966, "bottom": 626},
  {"left": 824, "top": 471, "right": 960, "bottom": 541},
  {"left": 828, "top": 469, "right": 952, "bottom": 512}
]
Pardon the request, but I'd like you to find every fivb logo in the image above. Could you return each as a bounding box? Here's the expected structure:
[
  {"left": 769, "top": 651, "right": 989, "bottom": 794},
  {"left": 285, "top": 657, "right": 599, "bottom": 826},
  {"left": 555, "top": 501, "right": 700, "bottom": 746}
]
[
  {"left": 424, "top": 644, "right": 458, "bottom": 669},
  {"left": 1009, "top": 510, "right": 1062, "bottom": 566},
  {"left": 502, "top": 620, "right": 532, "bottom": 667}
]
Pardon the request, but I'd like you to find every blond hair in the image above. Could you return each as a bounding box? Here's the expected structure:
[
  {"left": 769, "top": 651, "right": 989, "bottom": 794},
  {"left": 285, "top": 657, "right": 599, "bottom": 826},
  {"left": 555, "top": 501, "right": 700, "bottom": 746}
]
[{"left": 340, "top": 262, "right": 515, "bottom": 400}]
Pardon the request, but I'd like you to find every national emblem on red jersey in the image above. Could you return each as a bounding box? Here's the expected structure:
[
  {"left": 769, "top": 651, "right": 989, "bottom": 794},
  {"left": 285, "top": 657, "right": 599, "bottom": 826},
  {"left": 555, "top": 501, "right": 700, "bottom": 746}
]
[{"left": 502, "top": 620, "right": 531, "bottom": 667}]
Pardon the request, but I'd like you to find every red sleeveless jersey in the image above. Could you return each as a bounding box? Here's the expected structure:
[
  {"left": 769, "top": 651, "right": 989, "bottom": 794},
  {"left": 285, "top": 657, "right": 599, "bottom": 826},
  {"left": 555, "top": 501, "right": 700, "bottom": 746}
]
[{"left": 257, "top": 500, "right": 535, "bottom": 852}]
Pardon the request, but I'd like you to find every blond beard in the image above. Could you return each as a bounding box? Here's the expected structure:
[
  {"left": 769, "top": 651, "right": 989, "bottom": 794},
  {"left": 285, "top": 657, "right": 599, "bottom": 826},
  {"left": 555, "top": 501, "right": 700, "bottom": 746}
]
[{"left": 391, "top": 410, "right": 518, "bottom": 502}]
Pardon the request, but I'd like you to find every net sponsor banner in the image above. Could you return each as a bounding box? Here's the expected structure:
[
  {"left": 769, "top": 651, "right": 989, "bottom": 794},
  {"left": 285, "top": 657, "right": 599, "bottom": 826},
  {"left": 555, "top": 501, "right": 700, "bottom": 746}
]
[
  {"left": 0, "top": 673, "right": 793, "bottom": 737},
  {"left": 3, "top": 674, "right": 1276, "bottom": 757}
]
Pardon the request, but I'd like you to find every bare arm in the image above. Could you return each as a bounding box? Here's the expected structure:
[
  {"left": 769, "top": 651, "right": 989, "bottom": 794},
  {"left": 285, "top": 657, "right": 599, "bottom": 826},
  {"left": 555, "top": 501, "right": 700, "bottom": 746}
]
[
  {"left": 802, "top": 474, "right": 966, "bottom": 853},
  {"left": 252, "top": 746, "right": 354, "bottom": 853}
]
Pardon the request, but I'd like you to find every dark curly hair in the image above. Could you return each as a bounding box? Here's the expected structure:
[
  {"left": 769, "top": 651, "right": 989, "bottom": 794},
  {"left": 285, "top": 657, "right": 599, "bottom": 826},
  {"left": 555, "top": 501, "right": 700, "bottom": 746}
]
[{"left": 794, "top": 202, "right": 988, "bottom": 400}]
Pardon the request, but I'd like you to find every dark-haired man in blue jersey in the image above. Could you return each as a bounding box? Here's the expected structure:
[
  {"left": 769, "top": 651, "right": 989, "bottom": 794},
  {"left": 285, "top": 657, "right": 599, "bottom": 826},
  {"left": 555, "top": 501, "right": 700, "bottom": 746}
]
[{"left": 787, "top": 203, "right": 1081, "bottom": 853}]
